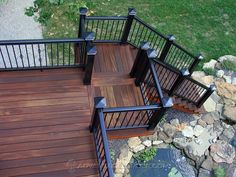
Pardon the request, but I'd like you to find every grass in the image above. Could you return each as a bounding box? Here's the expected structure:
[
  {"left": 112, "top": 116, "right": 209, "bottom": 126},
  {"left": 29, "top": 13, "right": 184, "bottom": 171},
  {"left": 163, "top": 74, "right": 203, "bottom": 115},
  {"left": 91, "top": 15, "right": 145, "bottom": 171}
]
[
  {"left": 203, "top": 67, "right": 216, "bottom": 76},
  {"left": 221, "top": 60, "right": 236, "bottom": 71},
  {"left": 42, "top": 0, "right": 236, "bottom": 70}
]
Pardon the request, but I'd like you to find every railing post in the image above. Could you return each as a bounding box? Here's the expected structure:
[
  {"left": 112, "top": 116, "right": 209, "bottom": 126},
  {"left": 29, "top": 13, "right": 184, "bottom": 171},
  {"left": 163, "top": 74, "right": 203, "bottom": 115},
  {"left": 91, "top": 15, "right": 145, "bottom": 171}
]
[
  {"left": 121, "top": 8, "right": 136, "bottom": 44},
  {"left": 159, "top": 35, "right": 176, "bottom": 62},
  {"left": 196, "top": 84, "right": 216, "bottom": 108},
  {"left": 78, "top": 7, "right": 88, "bottom": 38},
  {"left": 89, "top": 97, "right": 106, "bottom": 132},
  {"left": 168, "top": 69, "right": 190, "bottom": 96},
  {"left": 83, "top": 32, "right": 96, "bottom": 85},
  {"left": 189, "top": 54, "right": 204, "bottom": 74},
  {"left": 148, "top": 97, "right": 173, "bottom": 130},
  {"left": 135, "top": 48, "right": 157, "bottom": 86},
  {"left": 130, "top": 42, "right": 150, "bottom": 78}
]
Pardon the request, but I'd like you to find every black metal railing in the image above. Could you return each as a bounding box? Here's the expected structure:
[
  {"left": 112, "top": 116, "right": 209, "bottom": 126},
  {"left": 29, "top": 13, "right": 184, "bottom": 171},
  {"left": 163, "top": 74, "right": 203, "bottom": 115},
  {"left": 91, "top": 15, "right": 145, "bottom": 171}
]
[
  {"left": 131, "top": 42, "right": 167, "bottom": 106},
  {"left": 85, "top": 16, "right": 127, "bottom": 43},
  {"left": 90, "top": 98, "right": 114, "bottom": 177},
  {"left": 128, "top": 16, "right": 167, "bottom": 57},
  {"left": 0, "top": 38, "right": 86, "bottom": 70},
  {"left": 152, "top": 59, "right": 215, "bottom": 107},
  {"left": 103, "top": 105, "right": 163, "bottom": 130},
  {"left": 81, "top": 8, "right": 201, "bottom": 72}
]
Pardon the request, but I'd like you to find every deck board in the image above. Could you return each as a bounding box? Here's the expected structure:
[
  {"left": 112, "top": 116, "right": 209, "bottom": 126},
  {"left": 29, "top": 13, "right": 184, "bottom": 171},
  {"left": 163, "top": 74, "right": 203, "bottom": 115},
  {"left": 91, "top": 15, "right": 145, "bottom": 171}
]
[{"left": 0, "top": 44, "right": 143, "bottom": 177}]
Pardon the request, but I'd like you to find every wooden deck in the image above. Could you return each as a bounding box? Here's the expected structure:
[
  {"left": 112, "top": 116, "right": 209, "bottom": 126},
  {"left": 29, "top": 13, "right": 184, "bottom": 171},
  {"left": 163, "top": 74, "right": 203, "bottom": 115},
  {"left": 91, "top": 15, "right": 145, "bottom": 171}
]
[
  {"left": 0, "top": 43, "right": 204, "bottom": 176},
  {"left": 0, "top": 44, "right": 145, "bottom": 177}
]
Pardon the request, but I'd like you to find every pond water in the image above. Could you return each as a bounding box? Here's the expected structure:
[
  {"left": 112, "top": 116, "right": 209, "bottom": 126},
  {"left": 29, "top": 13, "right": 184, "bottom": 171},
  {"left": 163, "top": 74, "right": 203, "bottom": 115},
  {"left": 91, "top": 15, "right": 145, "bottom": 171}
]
[{"left": 130, "top": 148, "right": 196, "bottom": 177}]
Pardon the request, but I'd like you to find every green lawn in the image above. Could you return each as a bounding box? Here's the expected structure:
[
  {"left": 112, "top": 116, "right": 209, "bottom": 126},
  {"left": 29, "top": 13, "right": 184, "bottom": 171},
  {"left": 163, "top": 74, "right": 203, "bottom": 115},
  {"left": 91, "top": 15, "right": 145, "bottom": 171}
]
[{"left": 43, "top": 0, "right": 236, "bottom": 70}]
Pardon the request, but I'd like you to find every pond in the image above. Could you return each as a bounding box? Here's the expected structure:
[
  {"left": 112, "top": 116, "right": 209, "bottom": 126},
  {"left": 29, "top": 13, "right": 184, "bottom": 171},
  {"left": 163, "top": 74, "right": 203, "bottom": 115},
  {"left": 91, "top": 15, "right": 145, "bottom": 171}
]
[{"left": 130, "top": 148, "right": 196, "bottom": 177}]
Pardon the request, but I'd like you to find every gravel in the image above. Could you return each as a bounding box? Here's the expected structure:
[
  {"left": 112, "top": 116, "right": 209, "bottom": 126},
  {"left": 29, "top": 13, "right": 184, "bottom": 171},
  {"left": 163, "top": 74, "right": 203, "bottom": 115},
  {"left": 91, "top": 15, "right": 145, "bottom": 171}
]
[{"left": 0, "top": 0, "right": 43, "bottom": 40}]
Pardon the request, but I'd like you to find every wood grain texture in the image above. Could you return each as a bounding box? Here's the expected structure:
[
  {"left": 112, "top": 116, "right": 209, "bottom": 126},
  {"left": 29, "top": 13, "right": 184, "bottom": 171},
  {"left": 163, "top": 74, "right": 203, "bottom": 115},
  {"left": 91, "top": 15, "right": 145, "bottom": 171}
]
[
  {"left": 0, "top": 44, "right": 142, "bottom": 177},
  {"left": 0, "top": 68, "right": 97, "bottom": 177},
  {"left": 0, "top": 43, "right": 202, "bottom": 176}
]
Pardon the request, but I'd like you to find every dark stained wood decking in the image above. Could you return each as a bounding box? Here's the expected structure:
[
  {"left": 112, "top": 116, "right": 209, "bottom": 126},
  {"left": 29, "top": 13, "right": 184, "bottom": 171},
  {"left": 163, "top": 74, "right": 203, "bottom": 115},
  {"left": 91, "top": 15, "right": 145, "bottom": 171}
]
[
  {"left": 0, "top": 69, "right": 99, "bottom": 177},
  {"left": 0, "top": 43, "right": 203, "bottom": 176},
  {"left": 0, "top": 44, "right": 144, "bottom": 177}
]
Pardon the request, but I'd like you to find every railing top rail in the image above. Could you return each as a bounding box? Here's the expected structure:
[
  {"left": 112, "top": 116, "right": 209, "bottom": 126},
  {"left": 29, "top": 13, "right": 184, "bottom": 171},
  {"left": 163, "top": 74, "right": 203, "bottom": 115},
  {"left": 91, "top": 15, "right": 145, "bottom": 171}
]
[
  {"left": 86, "top": 16, "right": 128, "bottom": 20},
  {"left": 171, "top": 41, "right": 197, "bottom": 59},
  {"left": 97, "top": 110, "right": 114, "bottom": 177},
  {"left": 185, "top": 76, "right": 209, "bottom": 89},
  {"left": 149, "top": 59, "right": 165, "bottom": 101},
  {"left": 103, "top": 104, "right": 162, "bottom": 113},
  {"left": 153, "top": 59, "right": 181, "bottom": 75},
  {"left": 0, "top": 38, "right": 85, "bottom": 45},
  {"left": 133, "top": 16, "right": 168, "bottom": 40},
  {"left": 153, "top": 58, "right": 208, "bottom": 89},
  {"left": 133, "top": 16, "right": 197, "bottom": 62}
]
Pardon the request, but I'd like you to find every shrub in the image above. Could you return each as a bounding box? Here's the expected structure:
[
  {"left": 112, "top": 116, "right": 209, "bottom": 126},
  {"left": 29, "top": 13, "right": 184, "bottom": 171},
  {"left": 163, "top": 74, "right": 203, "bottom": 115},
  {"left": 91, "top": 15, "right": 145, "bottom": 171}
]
[
  {"left": 213, "top": 166, "right": 226, "bottom": 177},
  {"left": 203, "top": 67, "right": 216, "bottom": 76},
  {"left": 134, "top": 147, "right": 157, "bottom": 164},
  {"left": 25, "top": 0, "right": 87, "bottom": 25}
]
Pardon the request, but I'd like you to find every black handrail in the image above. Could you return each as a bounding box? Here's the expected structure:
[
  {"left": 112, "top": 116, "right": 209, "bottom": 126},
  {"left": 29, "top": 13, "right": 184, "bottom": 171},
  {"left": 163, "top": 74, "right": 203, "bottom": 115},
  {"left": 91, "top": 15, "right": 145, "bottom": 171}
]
[
  {"left": 152, "top": 58, "right": 213, "bottom": 107},
  {"left": 82, "top": 8, "right": 199, "bottom": 72},
  {"left": 0, "top": 38, "right": 84, "bottom": 45},
  {"left": 0, "top": 38, "right": 87, "bottom": 71},
  {"left": 90, "top": 97, "right": 114, "bottom": 177}
]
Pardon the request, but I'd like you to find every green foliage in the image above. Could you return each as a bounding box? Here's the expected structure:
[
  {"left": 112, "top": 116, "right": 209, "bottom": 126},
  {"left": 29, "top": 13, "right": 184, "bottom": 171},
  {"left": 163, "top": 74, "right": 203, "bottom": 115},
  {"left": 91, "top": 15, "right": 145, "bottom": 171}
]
[
  {"left": 159, "top": 113, "right": 167, "bottom": 125},
  {"left": 213, "top": 166, "right": 226, "bottom": 177},
  {"left": 203, "top": 67, "right": 216, "bottom": 76},
  {"left": 135, "top": 147, "right": 157, "bottom": 164},
  {"left": 25, "top": 0, "right": 86, "bottom": 25},
  {"left": 110, "top": 148, "right": 115, "bottom": 161},
  {"left": 221, "top": 60, "right": 236, "bottom": 72}
]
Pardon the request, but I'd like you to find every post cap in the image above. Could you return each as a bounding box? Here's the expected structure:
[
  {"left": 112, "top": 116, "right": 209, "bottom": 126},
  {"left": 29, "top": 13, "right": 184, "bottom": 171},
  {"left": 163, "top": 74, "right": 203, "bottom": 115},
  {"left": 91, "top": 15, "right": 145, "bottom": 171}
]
[
  {"left": 94, "top": 97, "right": 106, "bottom": 108},
  {"left": 80, "top": 7, "right": 88, "bottom": 15},
  {"left": 128, "top": 8, "right": 136, "bottom": 16},
  {"left": 147, "top": 49, "right": 158, "bottom": 59},
  {"left": 162, "top": 97, "right": 174, "bottom": 108},
  {"left": 83, "top": 32, "right": 95, "bottom": 41},
  {"left": 196, "top": 53, "right": 204, "bottom": 60},
  {"left": 87, "top": 45, "right": 97, "bottom": 55},
  {"left": 167, "top": 34, "right": 176, "bottom": 41},
  {"left": 180, "top": 68, "right": 190, "bottom": 76},
  {"left": 140, "top": 42, "right": 150, "bottom": 50},
  {"left": 209, "top": 84, "right": 216, "bottom": 91}
]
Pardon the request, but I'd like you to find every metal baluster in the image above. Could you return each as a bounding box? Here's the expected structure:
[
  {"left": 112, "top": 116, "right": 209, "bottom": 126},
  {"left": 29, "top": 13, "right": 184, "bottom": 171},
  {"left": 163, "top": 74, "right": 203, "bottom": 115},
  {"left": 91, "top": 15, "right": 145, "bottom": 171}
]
[
  {"left": 5, "top": 46, "right": 13, "bottom": 68},
  {"left": 12, "top": 45, "right": 19, "bottom": 68}
]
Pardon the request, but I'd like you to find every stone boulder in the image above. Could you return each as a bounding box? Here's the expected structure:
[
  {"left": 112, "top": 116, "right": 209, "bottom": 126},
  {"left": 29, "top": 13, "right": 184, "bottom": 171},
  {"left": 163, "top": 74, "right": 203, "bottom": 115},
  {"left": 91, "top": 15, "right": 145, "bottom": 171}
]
[
  {"left": 203, "top": 59, "right": 217, "bottom": 70},
  {"left": 173, "top": 124, "right": 223, "bottom": 158},
  {"left": 202, "top": 112, "right": 219, "bottom": 125},
  {"left": 215, "top": 81, "right": 236, "bottom": 101},
  {"left": 223, "top": 105, "right": 236, "bottom": 123},
  {"left": 119, "top": 144, "right": 133, "bottom": 166},
  {"left": 142, "top": 140, "right": 152, "bottom": 147},
  {"left": 163, "top": 123, "right": 176, "bottom": 138},
  {"left": 127, "top": 137, "right": 141, "bottom": 149},
  {"left": 216, "top": 70, "right": 224, "bottom": 78},
  {"left": 210, "top": 140, "right": 235, "bottom": 164},
  {"left": 218, "top": 55, "right": 236, "bottom": 65},
  {"left": 182, "top": 126, "right": 194, "bottom": 138},
  {"left": 193, "top": 125, "right": 204, "bottom": 137},
  {"left": 201, "top": 156, "right": 214, "bottom": 171},
  {"left": 203, "top": 97, "right": 217, "bottom": 113}
]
